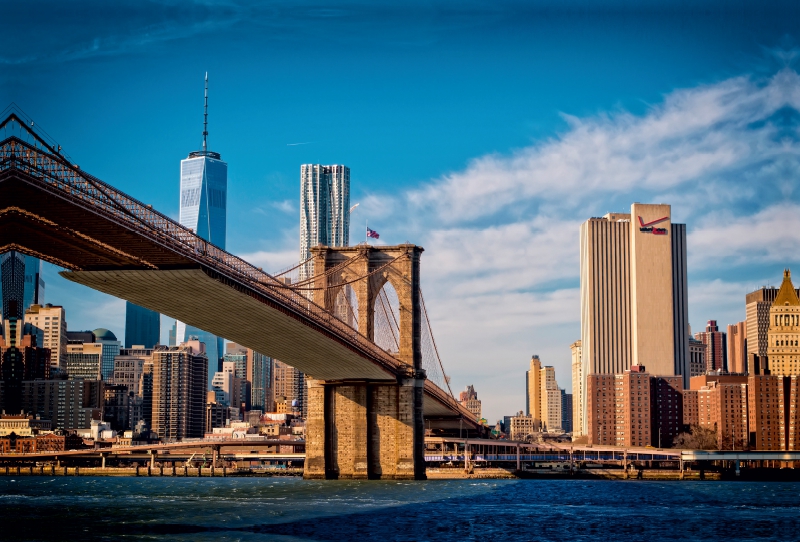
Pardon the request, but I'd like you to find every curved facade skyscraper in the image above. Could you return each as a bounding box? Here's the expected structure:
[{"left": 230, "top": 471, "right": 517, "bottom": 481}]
[{"left": 299, "top": 164, "right": 350, "bottom": 281}]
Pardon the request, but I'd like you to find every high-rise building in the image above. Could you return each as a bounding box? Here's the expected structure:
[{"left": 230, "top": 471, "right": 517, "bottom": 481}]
[
  {"left": 688, "top": 336, "right": 706, "bottom": 377},
  {"left": 525, "top": 355, "right": 542, "bottom": 421},
  {"left": 110, "top": 348, "right": 149, "bottom": 431},
  {"left": 65, "top": 342, "right": 103, "bottom": 380},
  {"left": 92, "top": 328, "right": 121, "bottom": 381},
  {"left": 570, "top": 340, "right": 583, "bottom": 436},
  {"left": 23, "top": 304, "right": 66, "bottom": 371},
  {"left": 0, "top": 321, "right": 51, "bottom": 415},
  {"left": 248, "top": 348, "right": 273, "bottom": 413},
  {"left": 745, "top": 284, "right": 800, "bottom": 365},
  {"left": 695, "top": 320, "right": 727, "bottom": 372},
  {"left": 765, "top": 270, "right": 800, "bottom": 376},
  {"left": 211, "top": 368, "right": 233, "bottom": 406},
  {"left": 151, "top": 341, "right": 208, "bottom": 440},
  {"left": 0, "top": 253, "right": 42, "bottom": 319},
  {"left": 458, "top": 385, "right": 482, "bottom": 421},
  {"left": 103, "top": 384, "right": 131, "bottom": 432},
  {"left": 21, "top": 379, "right": 103, "bottom": 430},
  {"left": 579, "top": 203, "right": 689, "bottom": 434},
  {"left": 273, "top": 359, "right": 304, "bottom": 414},
  {"left": 748, "top": 375, "right": 787, "bottom": 450},
  {"left": 586, "top": 373, "right": 615, "bottom": 446},
  {"left": 112, "top": 348, "right": 148, "bottom": 397},
  {"left": 652, "top": 376, "right": 683, "bottom": 448},
  {"left": 299, "top": 164, "right": 350, "bottom": 281},
  {"left": 540, "top": 366, "right": 562, "bottom": 432},
  {"left": 727, "top": 321, "right": 747, "bottom": 374},
  {"left": 223, "top": 344, "right": 248, "bottom": 380},
  {"left": 587, "top": 365, "right": 683, "bottom": 448},
  {"left": 561, "top": 389, "right": 573, "bottom": 433},
  {"left": 175, "top": 74, "right": 227, "bottom": 386},
  {"left": 124, "top": 302, "right": 160, "bottom": 349}
]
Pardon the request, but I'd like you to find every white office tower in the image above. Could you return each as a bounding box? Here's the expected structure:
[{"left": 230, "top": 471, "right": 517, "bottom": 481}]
[
  {"left": 299, "top": 164, "right": 350, "bottom": 282},
  {"left": 176, "top": 73, "right": 227, "bottom": 387}
]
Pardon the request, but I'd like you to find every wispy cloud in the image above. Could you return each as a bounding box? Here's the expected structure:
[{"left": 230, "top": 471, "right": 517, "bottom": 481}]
[
  {"left": 407, "top": 68, "right": 800, "bottom": 225},
  {"left": 375, "top": 67, "right": 800, "bottom": 417}
]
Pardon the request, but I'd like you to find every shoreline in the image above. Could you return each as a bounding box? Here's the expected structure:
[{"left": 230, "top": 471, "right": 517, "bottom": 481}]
[{"left": 3, "top": 465, "right": 799, "bottom": 481}]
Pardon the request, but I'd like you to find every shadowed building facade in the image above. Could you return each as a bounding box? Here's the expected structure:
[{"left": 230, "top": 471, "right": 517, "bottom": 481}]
[
  {"left": 125, "top": 302, "right": 160, "bottom": 349},
  {"left": 728, "top": 321, "right": 747, "bottom": 374},
  {"left": 151, "top": 341, "right": 208, "bottom": 441}
]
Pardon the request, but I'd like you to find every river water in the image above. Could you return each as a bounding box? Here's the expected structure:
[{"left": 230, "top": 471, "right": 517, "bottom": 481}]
[{"left": 2, "top": 477, "right": 799, "bottom": 541}]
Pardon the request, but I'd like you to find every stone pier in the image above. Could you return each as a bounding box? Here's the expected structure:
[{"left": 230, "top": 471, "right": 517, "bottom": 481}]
[
  {"left": 305, "top": 244, "right": 427, "bottom": 480},
  {"left": 304, "top": 377, "right": 426, "bottom": 480}
]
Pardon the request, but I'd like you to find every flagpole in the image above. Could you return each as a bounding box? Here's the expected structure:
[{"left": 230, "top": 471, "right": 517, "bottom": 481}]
[{"left": 366, "top": 219, "right": 368, "bottom": 244}]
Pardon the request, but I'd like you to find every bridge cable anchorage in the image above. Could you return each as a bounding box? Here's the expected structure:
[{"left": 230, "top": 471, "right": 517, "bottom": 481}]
[{"left": 420, "top": 288, "right": 455, "bottom": 399}]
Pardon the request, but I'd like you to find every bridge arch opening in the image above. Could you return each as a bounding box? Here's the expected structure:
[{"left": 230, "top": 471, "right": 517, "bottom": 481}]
[
  {"left": 333, "top": 284, "right": 358, "bottom": 330},
  {"left": 373, "top": 280, "right": 400, "bottom": 355}
]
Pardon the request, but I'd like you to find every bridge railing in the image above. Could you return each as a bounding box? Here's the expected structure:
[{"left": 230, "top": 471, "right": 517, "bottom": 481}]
[{"left": 0, "top": 129, "right": 412, "bottom": 377}]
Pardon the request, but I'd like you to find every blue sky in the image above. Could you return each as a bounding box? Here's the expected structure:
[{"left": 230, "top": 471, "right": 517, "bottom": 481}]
[{"left": 2, "top": 1, "right": 799, "bottom": 421}]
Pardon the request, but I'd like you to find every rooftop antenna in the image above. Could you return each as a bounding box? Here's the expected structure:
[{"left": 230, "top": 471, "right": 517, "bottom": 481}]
[{"left": 202, "top": 72, "right": 209, "bottom": 152}]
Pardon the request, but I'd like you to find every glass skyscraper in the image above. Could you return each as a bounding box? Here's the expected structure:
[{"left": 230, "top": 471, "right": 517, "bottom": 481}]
[
  {"left": 23, "top": 255, "right": 45, "bottom": 312},
  {"left": 92, "top": 328, "right": 121, "bottom": 381},
  {"left": 124, "top": 302, "right": 161, "bottom": 348},
  {"left": 175, "top": 82, "right": 228, "bottom": 388},
  {"left": 0, "top": 252, "right": 45, "bottom": 319}
]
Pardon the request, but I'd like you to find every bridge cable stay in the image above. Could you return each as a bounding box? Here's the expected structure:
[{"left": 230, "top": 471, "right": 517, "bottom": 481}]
[
  {"left": 267, "top": 252, "right": 366, "bottom": 289},
  {"left": 271, "top": 253, "right": 408, "bottom": 292},
  {"left": 419, "top": 288, "right": 455, "bottom": 399},
  {"left": 271, "top": 255, "right": 314, "bottom": 278},
  {"left": 376, "top": 286, "right": 400, "bottom": 352},
  {"left": 372, "top": 283, "right": 400, "bottom": 354}
]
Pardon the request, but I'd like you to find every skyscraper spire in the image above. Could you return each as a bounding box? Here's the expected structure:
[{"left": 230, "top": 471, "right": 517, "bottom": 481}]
[{"left": 202, "top": 72, "right": 208, "bottom": 152}]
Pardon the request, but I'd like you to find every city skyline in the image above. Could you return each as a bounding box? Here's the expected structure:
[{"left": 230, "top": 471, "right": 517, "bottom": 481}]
[{"left": 3, "top": 3, "right": 798, "bottom": 421}]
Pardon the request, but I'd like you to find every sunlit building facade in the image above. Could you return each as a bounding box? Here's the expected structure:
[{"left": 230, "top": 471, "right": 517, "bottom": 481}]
[{"left": 175, "top": 147, "right": 228, "bottom": 385}]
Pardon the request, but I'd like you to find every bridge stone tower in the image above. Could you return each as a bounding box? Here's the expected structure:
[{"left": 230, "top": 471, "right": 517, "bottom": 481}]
[{"left": 304, "top": 244, "right": 426, "bottom": 480}]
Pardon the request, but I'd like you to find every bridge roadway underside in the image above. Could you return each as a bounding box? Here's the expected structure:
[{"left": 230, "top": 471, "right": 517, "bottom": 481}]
[
  {"left": 64, "top": 269, "right": 466, "bottom": 425},
  {"left": 67, "top": 269, "right": 394, "bottom": 382}
]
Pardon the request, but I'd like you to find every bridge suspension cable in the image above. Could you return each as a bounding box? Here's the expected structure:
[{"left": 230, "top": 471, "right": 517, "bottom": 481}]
[{"left": 420, "top": 288, "right": 455, "bottom": 399}]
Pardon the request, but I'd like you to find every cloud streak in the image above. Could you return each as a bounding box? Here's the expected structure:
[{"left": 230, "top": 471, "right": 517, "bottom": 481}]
[{"left": 375, "top": 67, "right": 800, "bottom": 418}]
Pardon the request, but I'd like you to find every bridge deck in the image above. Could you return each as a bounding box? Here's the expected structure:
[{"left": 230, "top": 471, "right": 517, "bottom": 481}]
[{"left": 0, "top": 120, "right": 477, "bottom": 425}]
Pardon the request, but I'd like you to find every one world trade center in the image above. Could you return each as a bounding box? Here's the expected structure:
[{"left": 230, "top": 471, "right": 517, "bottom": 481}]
[{"left": 176, "top": 73, "right": 227, "bottom": 386}]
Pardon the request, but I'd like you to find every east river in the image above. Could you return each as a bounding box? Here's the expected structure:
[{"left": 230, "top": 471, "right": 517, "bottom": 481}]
[{"left": 2, "top": 477, "right": 800, "bottom": 541}]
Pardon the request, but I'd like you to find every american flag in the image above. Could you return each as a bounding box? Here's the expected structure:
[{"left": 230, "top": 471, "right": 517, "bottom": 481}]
[{"left": 367, "top": 227, "right": 380, "bottom": 239}]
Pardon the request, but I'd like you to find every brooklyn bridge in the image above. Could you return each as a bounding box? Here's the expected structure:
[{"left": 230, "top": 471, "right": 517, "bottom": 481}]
[{"left": 0, "top": 112, "right": 480, "bottom": 480}]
